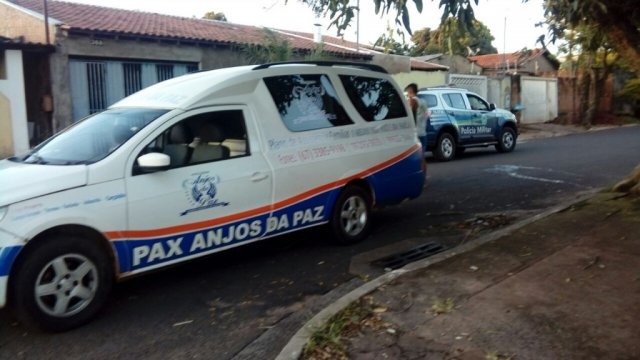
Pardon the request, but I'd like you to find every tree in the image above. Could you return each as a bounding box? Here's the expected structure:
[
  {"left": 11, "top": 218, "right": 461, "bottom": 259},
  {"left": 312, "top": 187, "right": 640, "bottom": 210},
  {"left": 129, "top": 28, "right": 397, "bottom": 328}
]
[
  {"left": 543, "top": 0, "right": 640, "bottom": 73},
  {"left": 373, "top": 23, "right": 411, "bottom": 55},
  {"left": 242, "top": 29, "right": 292, "bottom": 63},
  {"left": 202, "top": 11, "right": 227, "bottom": 21},
  {"left": 296, "top": 0, "right": 639, "bottom": 72},
  {"left": 410, "top": 17, "right": 497, "bottom": 56}
]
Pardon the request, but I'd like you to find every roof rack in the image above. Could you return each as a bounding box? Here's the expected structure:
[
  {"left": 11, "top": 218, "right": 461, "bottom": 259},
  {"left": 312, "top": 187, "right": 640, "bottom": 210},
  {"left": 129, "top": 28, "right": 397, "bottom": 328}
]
[{"left": 252, "top": 61, "right": 388, "bottom": 74}]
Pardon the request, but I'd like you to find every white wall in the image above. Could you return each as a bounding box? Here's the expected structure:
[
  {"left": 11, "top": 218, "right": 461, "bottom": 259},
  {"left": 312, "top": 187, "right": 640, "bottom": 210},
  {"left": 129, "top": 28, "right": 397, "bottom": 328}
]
[
  {"left": 0, "top": 49, "right": 29, "bottom": 157},
  {"left": 393, "top": 71, "right": 447, "bottom": 91}
]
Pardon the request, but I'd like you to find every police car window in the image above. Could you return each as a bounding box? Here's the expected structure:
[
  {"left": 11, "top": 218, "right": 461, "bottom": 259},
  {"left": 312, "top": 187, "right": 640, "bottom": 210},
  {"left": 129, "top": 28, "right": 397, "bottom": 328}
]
[
  {"left": 134, "top": 110, "right": 249, "bottom": 174},
  {"left": 467, "top": 94, "right": 489, "bottom": 111},
  {"left": 264, "top": 74, "right": 353, "bottom": 132},
  {"left": 442, "top": 93, "right": 467, "bottom": 110},
  {"left": 339, "top": 75, "right": 407, "bottom": 121},
  {"left": 418, "top": 94, "right": 437, "bottom": 108}
]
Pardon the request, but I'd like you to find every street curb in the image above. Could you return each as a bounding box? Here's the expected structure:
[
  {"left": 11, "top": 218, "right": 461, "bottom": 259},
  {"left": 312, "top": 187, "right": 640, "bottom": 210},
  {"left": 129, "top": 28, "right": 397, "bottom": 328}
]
[{"left": 275, "top": 189, "right": 601, "bottom": 360}]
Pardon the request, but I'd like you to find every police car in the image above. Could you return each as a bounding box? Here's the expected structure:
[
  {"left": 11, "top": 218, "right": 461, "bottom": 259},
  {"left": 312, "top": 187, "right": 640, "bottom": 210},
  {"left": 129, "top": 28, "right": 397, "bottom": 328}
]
[
  {"left": 417, "top": 87, "right": 518, "bottom": 161},
  {"left": 0, "top": 61, "right": 425, "bottom": 331}
]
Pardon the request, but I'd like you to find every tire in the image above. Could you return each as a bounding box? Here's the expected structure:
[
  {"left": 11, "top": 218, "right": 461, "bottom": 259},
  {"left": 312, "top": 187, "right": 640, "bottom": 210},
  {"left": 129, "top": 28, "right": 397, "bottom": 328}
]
[
  {"left": 330, "top": 186, "right": 372, "bottom": 245},
  {"left": 495, "top": 127, "right": 516, "bottom": 153},
  {"left": 434, "top": 133, "right": 456, "bottom": 161},
  {"left": 10, "top": 234, "right": 113, "bottom": 332}
]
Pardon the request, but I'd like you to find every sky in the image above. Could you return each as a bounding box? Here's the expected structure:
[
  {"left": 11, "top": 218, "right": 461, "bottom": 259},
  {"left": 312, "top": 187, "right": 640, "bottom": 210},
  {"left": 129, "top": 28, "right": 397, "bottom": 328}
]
[{"left": 65, "top": 0, "right": 553, "bottom": 54}]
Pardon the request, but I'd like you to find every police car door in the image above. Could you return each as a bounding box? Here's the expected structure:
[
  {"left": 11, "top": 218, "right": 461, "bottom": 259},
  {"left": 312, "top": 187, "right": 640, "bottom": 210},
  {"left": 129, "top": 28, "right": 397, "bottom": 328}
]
[
  {"left": 465, "top": 93, "right": 496, "bottom": 141},
  {"left": 123, "top": 106, "right": 273, "bottom": 273},
  {"left": 442, "top": 92, "right": 475, "bottom": 142}
]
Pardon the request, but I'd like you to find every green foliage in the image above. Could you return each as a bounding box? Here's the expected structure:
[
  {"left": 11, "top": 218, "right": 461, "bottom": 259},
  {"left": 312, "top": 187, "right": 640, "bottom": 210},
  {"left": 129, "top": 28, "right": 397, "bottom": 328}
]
[
  {"left": 294, "top": 0, "right": 429, "bottom": 35},
  {"left": 295, "top": 0, "right": 639, "bottom": 73},
  {"left": 201, "top": 11, "right": 227, "bottom": 21},
  {"left": 242, "top": 29, "right": 292, "bottom": 64},
  {"left": 373, "top": 23, "right": 411, "bottom": 55},
  {"left": 410, "top": 17, "right": 497, "bottom": 56},
  {"left": 618, "top": 78, "right": 640, "bottom": 101},
  {"left": 304, "top": 43, "right": 332, "bottom": 61}
]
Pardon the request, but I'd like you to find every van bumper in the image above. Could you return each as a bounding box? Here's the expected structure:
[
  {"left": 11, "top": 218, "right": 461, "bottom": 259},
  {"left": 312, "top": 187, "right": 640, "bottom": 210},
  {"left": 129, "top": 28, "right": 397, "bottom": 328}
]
[{"left": 0, "top": 231, "right": 24, "bottom": 309}]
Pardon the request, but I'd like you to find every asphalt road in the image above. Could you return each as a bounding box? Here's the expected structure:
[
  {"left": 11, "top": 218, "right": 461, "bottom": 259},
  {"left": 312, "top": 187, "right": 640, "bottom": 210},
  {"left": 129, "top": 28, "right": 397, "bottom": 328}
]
[{"left": 1, "top": 126, "right": 639, "bottom": 360}]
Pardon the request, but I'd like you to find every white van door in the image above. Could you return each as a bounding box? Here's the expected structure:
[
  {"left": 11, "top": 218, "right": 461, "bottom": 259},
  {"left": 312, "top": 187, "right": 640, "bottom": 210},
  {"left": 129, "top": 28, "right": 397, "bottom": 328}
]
[{"left": 122, "top": 107, "right": 273, "bottom": 272}]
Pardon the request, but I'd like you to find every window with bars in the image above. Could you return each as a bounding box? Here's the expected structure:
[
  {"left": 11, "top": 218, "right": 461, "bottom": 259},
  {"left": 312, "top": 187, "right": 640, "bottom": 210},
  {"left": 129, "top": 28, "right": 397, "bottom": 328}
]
[
  {"left": 70, "top": 59, "right": 197, "bottom": 121},
  {"left": 156, "top": 64, "right": 174, "bottom": 81},
  {"left": 86, "top": 62, "right": 107, "bottom": 114},
  {"left": 123, "top": 63, "right": 142, "bottom": 96}
]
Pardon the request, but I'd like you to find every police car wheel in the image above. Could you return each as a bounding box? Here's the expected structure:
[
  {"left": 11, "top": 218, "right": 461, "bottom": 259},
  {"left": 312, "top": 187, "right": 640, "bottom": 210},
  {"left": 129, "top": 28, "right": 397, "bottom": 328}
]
[
  {"left": 330, "top": 186, "right": 372, "bottom": 245},
  {"left": 10, "top": 235, "right": 113, "bottom": 332},
  {"left": 435, "top": 133, "right": 456, "bottom": 161},
  {"left": 496, "top": 127, "right": 516, "bottom": 153}
]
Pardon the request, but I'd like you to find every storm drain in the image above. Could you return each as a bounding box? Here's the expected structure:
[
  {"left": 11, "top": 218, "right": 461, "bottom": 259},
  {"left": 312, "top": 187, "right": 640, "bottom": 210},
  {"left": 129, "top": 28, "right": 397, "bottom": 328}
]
[{"left": 371, "top": 242, "right": 446, "bottom": 270}]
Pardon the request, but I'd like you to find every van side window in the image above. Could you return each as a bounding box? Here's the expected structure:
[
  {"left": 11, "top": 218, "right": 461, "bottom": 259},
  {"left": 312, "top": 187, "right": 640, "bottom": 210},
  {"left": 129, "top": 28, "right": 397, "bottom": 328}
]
[
  {"left": 339, "top": 75, "right": 407, "bottom": 121},
  {"left": 134, "top": 109, "right": 249, "bottom": 174},
  {"left": 264, "top": 74, "right": 353, "bottom": 132}
]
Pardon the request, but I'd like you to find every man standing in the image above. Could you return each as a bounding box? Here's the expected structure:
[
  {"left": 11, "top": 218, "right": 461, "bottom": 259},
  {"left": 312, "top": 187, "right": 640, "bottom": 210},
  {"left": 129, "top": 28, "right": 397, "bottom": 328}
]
[{"left": 404, "top": 83, "right": 429, "bottom": 155}]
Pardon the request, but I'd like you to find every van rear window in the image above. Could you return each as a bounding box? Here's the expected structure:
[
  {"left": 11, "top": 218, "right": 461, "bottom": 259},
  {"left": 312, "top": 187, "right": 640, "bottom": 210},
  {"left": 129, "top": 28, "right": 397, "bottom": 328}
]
[
  {"left": 339, "top": 75, "right": 407, "bottom": 121},
  {"left": 264, "top": 74, "right": 353, "bottom": 132}
]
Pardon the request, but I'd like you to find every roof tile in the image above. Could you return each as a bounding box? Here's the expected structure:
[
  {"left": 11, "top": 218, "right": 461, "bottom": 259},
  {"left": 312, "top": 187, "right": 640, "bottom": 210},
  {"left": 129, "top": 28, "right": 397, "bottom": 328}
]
[{"left": 8, "top": 0, "right": 367, "bottom": 57}]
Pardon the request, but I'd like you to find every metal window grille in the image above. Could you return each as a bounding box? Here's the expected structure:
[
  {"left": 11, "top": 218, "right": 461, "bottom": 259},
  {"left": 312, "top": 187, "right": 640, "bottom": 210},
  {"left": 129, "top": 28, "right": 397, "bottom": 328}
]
[
  {"left": 86, "top": 62, "right": 107, "bottom": 114},
  {"left": 187, "top": 64, "right": 199, "bottom": 73},
  {"left": 156, "top": 64, "right": 174, "bottom": 81},
  {"left": 123, "top": 63, "right": 142, "bottom": 96}
]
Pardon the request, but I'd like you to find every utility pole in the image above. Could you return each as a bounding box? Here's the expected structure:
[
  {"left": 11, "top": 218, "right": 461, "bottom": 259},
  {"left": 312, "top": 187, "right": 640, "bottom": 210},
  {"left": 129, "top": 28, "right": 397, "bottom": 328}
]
[
  {"left": 43, "top": 0, "right": 50, "bottom": 44},
  {"left": 356, "top": 0, "right": 360, "bottom": 52}
]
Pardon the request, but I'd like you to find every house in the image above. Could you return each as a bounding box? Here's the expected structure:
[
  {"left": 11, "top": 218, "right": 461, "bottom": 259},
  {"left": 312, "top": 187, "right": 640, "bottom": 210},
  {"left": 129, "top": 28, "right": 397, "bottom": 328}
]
[
  {"left": 469, "top": 48, "right": 560, "bottom": 77},
  {"left": 0, "top": 37, "right": 53, "bottom": 158},
  {"left": 392, "top": 58, "right": 449, "bottom": 90},
  {"left": 0, "top": 0, "right": 371, "bottom": 149},
  {"left": 415, "top": 53, "right": 483, "bottom": 75}
]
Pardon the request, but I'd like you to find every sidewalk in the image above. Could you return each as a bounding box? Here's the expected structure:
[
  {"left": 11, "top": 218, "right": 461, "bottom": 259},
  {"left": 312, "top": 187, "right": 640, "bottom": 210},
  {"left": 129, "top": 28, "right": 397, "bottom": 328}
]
[
  {"left": 285, "top": 190, "right": 640, "bottom": 360},
  {"left": 517, "top": 122, "right": 622, "bottom": 142}
]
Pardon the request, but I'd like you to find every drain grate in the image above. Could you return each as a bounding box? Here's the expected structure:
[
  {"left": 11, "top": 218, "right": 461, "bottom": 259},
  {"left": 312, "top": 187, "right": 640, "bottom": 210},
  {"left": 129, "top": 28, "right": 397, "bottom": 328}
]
[{"left": 371, "top": 242, "right": 446, "bottom": 270}]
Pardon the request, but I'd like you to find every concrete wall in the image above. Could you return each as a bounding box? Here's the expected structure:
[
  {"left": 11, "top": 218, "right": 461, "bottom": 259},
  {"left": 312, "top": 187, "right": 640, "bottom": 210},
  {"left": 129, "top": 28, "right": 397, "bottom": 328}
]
[
  {"left": 50, "top": 33, "right": 256, "bottom": 130},
  {"left": 393, "top": 71, "right": 447, "bottom": 91},
  {"left": 0, "top": 50, "right": 29, "bottom": 158}
]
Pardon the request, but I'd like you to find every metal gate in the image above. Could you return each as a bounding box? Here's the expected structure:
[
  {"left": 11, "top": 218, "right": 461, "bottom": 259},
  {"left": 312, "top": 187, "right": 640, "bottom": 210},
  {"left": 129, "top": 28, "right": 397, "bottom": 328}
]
[
  {"left": 520, "top": 76, "right": 558, "bottom": 124},
  {"left": 448, "top": 74, "right": 488, "bottom": 98}
]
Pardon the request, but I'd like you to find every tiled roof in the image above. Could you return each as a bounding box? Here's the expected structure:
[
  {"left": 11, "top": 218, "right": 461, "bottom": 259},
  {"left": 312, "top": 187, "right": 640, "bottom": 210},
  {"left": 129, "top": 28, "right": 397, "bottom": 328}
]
[
  {"left": 410, "top": 58, "right": 448, "bottom": 71},
  {"left": 0, "top": 35, "right": 55, "bottom": 51},
  {"left": 469, "top": 49, "right": 548, "bottom": 69},
  {"left": 8, "top": 0, "right": 369, "bottom": 58}
]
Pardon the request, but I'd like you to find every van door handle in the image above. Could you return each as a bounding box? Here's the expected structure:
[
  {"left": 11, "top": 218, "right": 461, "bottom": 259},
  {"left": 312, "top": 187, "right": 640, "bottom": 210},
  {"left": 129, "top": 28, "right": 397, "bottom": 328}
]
[{"left": 251, "top": 172, "right": 269, "bottom": 182}]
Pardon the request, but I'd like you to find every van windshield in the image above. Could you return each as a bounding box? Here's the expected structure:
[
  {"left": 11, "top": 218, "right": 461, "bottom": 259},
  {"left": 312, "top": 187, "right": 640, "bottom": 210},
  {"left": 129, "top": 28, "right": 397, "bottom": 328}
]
[{"left": 19, "top": 108, "right": 168, "bottom": 165}]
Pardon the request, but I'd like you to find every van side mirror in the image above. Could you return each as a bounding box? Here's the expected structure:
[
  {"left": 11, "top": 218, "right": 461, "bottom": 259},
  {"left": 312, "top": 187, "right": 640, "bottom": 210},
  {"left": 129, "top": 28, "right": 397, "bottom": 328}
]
[
  {"left": 489, "top": 103, "right": 496, "bottom": 111},
  {"left": 137, "top": 152, "right": 171, "bottom": 173}
]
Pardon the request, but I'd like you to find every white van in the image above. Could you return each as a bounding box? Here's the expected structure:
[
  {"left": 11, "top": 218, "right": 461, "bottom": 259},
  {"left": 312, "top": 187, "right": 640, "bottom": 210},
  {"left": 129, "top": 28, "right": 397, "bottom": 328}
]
[{"left": 0, "top": 61, "right": 425, "bottom": 331}]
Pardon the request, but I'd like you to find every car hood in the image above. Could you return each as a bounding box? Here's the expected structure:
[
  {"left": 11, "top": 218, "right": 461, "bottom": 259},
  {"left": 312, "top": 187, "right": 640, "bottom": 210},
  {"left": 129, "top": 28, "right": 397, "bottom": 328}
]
[
  {"left": 495, "top": 108, "right": 516, "bottom": 120},
  {"left": 0, "top": 159, "right": 88, "bottom": 207}
]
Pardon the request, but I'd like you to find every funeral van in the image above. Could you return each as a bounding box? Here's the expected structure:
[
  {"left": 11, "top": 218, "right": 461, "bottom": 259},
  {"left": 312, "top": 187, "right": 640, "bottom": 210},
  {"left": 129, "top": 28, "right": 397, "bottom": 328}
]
[{"left": 0, "top": 61, "right": 425, "bottom": 331}]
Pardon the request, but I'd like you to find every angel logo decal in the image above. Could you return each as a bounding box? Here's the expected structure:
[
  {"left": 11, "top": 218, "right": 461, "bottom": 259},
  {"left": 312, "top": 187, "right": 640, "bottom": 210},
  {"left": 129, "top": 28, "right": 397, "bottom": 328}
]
[{"left": 181, "top": 172, "right": 229, "bottom": 216}]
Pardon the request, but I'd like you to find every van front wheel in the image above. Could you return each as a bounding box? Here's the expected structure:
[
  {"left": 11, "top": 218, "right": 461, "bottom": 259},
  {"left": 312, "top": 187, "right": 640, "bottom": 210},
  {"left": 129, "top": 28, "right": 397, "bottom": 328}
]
[
  {"left": 10, "top": 235, "right": 113, "bottom": 332},
  {"left": 330, "top": 186, "right": 372, "bottom": 245}
]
